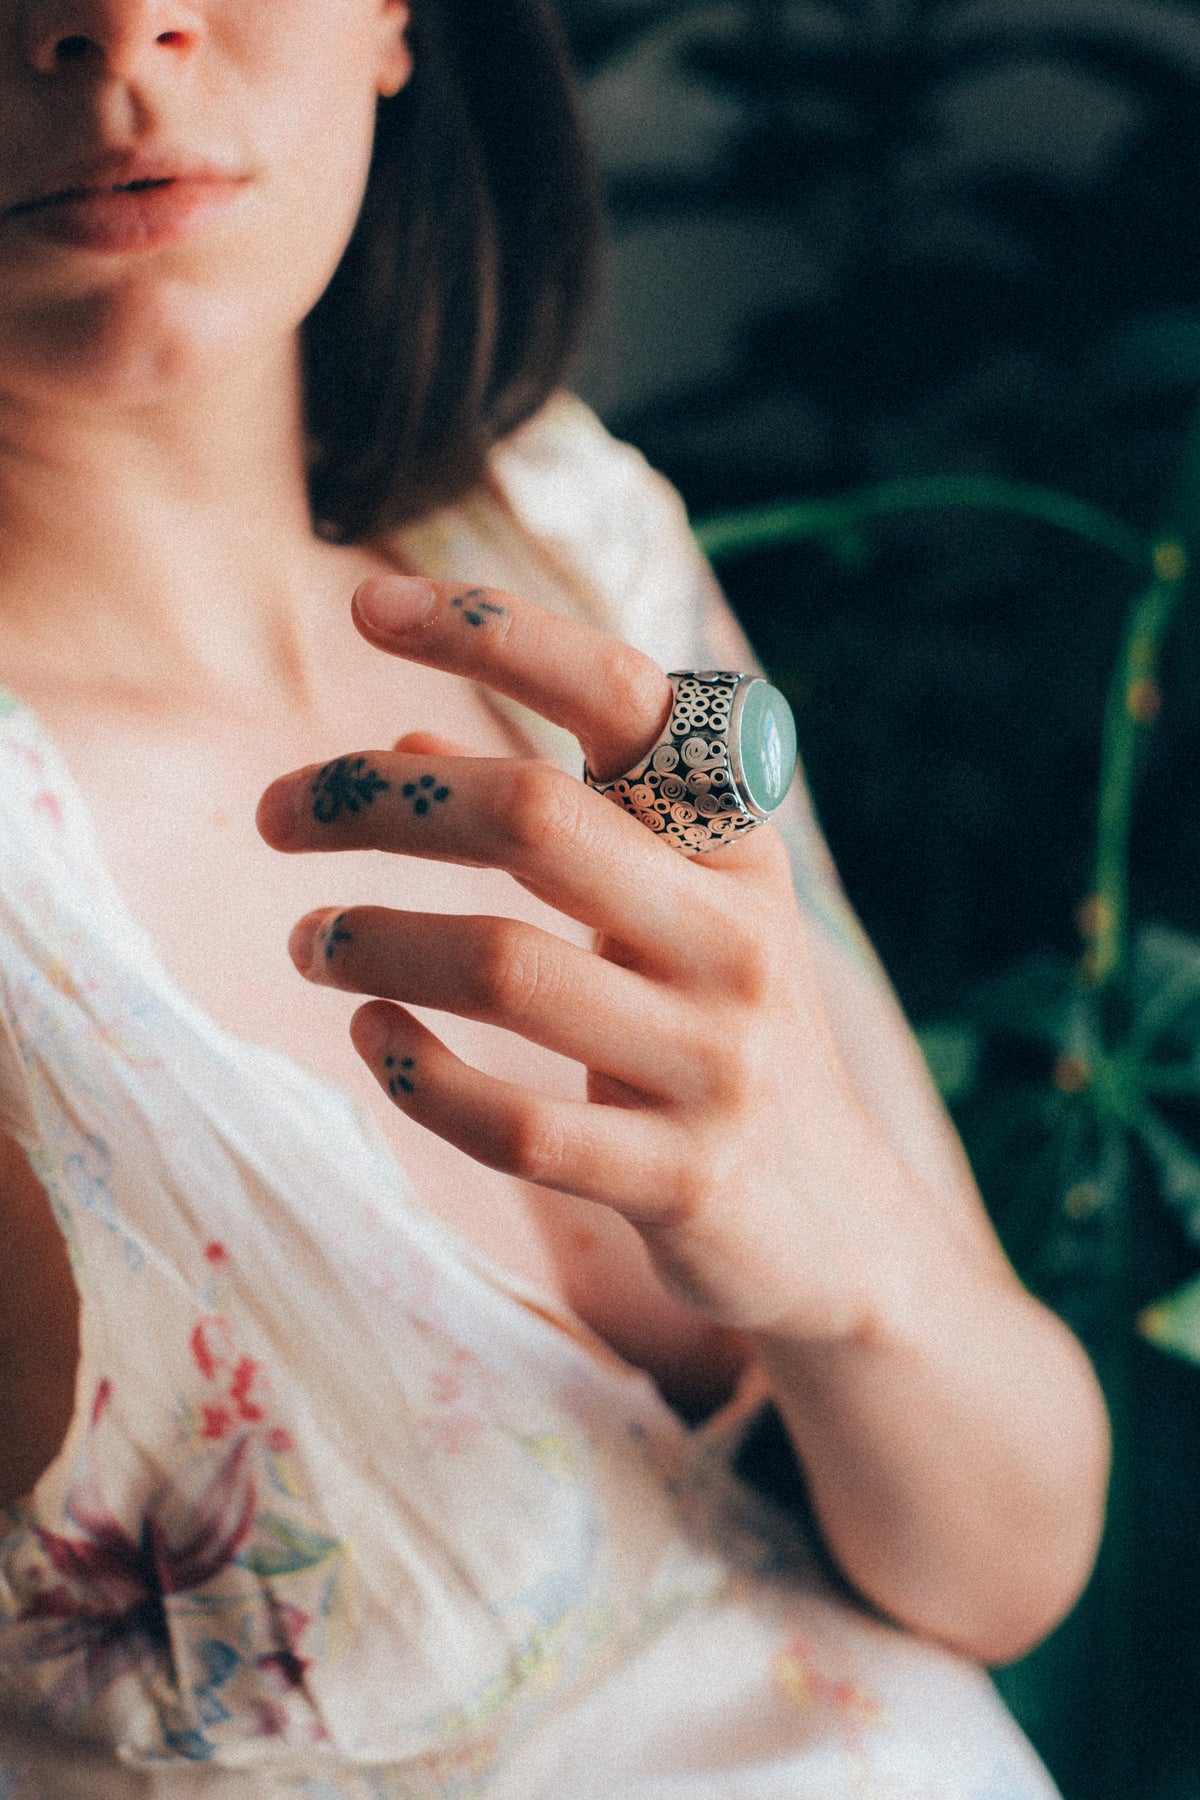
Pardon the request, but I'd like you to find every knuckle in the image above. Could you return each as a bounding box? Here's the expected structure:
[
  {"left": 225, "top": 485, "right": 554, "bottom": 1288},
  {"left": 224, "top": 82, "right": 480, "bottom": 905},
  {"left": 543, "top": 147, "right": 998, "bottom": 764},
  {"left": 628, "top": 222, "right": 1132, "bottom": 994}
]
[
  {"left": 503, "top": 761, "right": 590, "bottom": 860},
  {"left": 680, "top": 971, "right": 778, "bottom": 1112},
  {"left": 758, "top": 826, "right": 796, "bottom": 885},
  {"left": 720, "top": 918, "right": 777, "bottom": 1007},
  {"left": 689, "top": 1015, "right": 760, "bottom": 1111},
  {"left": 659, "top": 1136, "right": 730, "bottom": 1230},
  {"left": 686, "top": 1029, "right": 731, "bottom": 1100},
  {"left": 609, "top": 654, "right": 671, "bottom": 734},
  {"left": 497, "top": 1103, "right": 567, "bottom": 1186},
  {"left": 469, "top": 920, "right": 555, "bottom": 1020},
  {"left": 718, "top": 1022, "right": 772, "bottom": 1112}
]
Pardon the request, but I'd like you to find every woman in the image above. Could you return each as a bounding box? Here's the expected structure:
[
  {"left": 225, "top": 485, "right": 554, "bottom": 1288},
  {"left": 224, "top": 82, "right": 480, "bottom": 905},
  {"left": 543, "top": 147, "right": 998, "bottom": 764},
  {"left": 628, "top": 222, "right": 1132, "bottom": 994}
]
[{"left": 0, "top": 1, "right": 1108, "bottom": 1793}]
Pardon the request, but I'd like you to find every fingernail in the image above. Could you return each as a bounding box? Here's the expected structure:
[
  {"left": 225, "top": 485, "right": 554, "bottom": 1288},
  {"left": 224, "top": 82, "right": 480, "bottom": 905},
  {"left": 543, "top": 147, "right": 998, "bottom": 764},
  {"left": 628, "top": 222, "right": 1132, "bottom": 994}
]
[
  {"left": 354, "top": 575, "right": 437, "bottom": 635},
  {"left": 350, "top": 1003, "right": 392, "bottom": 1065},
  {"left": 288, "top": 912, "right": 324, "bottom": 973},
  {"left": 256, "top": 778, "right": 301, "bottom": 847}
]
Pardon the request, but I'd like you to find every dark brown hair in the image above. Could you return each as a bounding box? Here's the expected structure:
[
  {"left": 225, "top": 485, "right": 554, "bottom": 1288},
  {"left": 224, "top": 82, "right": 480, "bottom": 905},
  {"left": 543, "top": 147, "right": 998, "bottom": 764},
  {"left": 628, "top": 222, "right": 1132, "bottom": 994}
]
[{"left": 302, "top": 0, "right": 603, "bottom": 541}]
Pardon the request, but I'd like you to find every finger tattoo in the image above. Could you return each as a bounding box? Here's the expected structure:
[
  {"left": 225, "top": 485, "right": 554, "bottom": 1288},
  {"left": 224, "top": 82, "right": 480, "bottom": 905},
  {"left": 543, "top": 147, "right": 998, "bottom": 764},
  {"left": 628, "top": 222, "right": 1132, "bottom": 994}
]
[
  {"left": 400, "top": 774, "right": 452, "bottom": 817},
  {"left": 451, "top": 588, "right": 507, "bottom": 628},
  {"left": 322, "top": 913, "right": 353, "bottom": 962},
  {"left": 384, "top": 1053, "right": 416, "bottom": 1097},
  {"left": 311, "top": 757, "right": 390, "bottom": 824}
]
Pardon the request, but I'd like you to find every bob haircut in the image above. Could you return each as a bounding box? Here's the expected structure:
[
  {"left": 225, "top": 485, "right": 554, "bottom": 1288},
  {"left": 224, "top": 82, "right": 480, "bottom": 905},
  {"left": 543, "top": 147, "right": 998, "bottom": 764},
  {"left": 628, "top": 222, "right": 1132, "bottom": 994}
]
[{"left": 303, "top": 0, "right": 602, "bottom": 542}]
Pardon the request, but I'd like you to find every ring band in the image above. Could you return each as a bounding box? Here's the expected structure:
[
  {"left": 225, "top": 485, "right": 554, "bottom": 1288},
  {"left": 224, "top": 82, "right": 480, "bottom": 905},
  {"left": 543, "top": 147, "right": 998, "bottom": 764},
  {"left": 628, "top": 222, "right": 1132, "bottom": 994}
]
[{"left": 583, "top": 671, "right": 798, "bottom": 853}]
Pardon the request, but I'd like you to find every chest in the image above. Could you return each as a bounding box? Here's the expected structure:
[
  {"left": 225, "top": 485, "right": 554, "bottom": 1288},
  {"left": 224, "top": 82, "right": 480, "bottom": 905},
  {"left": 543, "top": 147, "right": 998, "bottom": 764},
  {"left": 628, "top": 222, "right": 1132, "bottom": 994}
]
[{"left": 35, "top": 675, "right": 743, "bottom": 1412}]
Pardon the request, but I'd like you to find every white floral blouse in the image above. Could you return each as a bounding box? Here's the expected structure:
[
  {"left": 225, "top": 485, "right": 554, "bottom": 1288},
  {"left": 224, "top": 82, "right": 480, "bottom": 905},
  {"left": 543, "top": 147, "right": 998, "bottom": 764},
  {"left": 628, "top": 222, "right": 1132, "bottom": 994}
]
[{"left": 0, "top": 397, "right": 1060, "bottom": 1797}]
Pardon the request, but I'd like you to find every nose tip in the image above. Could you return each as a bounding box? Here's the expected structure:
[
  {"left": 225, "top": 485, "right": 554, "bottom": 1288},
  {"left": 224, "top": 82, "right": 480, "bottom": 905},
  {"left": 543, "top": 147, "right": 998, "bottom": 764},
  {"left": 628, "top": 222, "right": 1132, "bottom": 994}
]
[{"left": 26, "top": 6, "right": 200, "bottom": 75}]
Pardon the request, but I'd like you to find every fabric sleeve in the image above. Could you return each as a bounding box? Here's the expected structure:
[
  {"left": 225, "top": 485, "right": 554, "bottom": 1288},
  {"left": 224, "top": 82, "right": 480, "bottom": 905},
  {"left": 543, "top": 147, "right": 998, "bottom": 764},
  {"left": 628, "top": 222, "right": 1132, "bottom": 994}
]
[
  {"left": 0, "top": 963, "right": 39, "bottom": 1148},
  {"left": 483, "top": 392, "right": 711, "bottom": 669}
]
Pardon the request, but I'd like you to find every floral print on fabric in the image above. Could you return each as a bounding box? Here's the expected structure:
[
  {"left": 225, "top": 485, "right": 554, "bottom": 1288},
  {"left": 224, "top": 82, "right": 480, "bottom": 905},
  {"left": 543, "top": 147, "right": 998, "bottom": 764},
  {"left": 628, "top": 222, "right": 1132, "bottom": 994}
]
[
  {"left": 773, "top": 1635, "right": 886, "bottom": 1732},
  {"left": 0, "top": 1251, "right": 348, "bottom": 1763}
]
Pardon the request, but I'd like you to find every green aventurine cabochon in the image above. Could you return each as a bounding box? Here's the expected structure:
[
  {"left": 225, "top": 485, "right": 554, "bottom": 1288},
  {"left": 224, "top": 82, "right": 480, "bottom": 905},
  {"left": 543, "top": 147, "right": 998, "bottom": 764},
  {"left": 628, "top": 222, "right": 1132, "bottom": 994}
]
[{"left": 738, "top": 680, "right": 798, "bottom": 814}]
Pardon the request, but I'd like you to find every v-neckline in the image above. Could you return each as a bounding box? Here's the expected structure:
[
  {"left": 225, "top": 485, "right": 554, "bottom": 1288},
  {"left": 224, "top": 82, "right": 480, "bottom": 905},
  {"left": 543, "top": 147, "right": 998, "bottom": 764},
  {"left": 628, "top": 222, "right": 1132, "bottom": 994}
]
[{"left": 0, "top": 679, "right": 728, "bottom": 1428}]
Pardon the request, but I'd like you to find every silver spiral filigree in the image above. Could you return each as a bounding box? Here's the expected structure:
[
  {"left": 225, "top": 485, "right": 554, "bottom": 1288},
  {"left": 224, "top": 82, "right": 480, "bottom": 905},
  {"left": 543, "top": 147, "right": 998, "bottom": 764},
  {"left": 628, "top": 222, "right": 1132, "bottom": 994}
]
[{"left": 583, "top": 671, "right": 780, "bottom": 854}]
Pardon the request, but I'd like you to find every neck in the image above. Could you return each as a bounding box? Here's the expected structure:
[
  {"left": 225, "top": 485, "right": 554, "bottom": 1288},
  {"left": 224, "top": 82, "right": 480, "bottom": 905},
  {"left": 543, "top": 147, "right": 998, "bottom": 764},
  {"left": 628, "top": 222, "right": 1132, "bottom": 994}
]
[{"left": 0, "top": 343, "right": 347, "bottom": 716}]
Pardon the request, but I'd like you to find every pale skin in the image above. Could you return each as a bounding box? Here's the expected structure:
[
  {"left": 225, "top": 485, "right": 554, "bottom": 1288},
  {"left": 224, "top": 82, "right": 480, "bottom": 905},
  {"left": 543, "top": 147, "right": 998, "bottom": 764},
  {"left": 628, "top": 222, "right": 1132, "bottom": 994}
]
[{"left": 0, "top": 0, "right": 1108, "bottom": 1673}]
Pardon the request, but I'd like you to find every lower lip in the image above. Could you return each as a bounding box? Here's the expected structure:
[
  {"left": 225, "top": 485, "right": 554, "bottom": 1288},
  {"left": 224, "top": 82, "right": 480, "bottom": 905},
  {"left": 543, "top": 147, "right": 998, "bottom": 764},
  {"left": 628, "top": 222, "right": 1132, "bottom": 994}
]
[{"left": 9, "top": 179, "right": 244, "bottom": 252}]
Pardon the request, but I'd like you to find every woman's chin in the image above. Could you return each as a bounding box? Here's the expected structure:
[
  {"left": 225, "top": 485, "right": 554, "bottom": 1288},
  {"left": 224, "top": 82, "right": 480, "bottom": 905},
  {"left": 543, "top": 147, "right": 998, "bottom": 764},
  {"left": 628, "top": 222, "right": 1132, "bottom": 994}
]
[{"left": 0, "top": 278, "right": 289, "bottom": 411}]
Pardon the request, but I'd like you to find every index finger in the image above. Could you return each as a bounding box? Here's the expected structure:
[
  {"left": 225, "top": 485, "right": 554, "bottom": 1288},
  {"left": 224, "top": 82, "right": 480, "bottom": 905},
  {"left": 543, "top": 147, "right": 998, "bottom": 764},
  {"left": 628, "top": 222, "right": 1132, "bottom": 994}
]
[{"left": 352, "top": 573, "right": 672, "bottom": 784}]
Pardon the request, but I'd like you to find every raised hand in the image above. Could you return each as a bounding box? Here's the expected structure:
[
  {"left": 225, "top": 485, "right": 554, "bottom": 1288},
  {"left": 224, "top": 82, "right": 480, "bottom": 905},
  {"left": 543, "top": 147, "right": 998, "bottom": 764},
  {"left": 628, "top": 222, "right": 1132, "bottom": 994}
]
[
  {"left": 257, "top": 570, "right": 1110, "bottom": 1661},
  {"left": 256, "top": 572, "right": 881, "bottom": 1340}
]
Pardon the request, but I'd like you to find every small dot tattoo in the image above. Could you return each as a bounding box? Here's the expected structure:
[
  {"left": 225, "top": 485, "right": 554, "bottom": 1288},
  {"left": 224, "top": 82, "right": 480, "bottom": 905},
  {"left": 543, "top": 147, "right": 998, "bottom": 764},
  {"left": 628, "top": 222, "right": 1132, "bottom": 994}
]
[
  {"left": 451, "top": 587, "right": 507, "bottom": 629},
  {"left": 400, "top": 773, "right": 452, "bottom": 817},
  {"left": 311, "top": 757, "right": 390, "bottom": 825},
  {"left": 323, "top": 913, "right": 353, "bottom": 962},
  {"left": 384, "top": 1053, "right": 416, "bottom": 1097}
]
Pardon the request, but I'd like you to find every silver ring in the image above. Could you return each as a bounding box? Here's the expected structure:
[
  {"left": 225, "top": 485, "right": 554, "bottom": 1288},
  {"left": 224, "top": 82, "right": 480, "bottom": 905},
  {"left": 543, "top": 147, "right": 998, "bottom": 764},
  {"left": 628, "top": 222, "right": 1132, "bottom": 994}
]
[{"left": 583, "top": 671, "right": 798, "bottom": 853}]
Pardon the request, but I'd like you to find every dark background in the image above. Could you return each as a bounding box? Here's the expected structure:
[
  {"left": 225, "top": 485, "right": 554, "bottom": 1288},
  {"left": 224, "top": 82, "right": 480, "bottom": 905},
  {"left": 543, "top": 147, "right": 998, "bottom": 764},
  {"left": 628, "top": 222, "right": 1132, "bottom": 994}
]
[{"left": 556, "top": 3, "right": 1200, "bottom": 1794}]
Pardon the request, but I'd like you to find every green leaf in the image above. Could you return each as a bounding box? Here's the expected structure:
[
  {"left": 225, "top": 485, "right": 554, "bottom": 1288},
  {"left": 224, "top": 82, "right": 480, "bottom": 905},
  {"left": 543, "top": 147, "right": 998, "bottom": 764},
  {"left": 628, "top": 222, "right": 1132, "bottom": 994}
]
[
  {"left": 1131, "top": 923, "right": 1200, "bottom": 1055},
  {"left": 1135, "top": 1111, "right": 1200, "bottom": 1240},
  {"left": 825, "top": 527, "right": 872, "bottom": 573},
  {"left": 1089, "top": 309, "right": 1200, "bottom": 401},
  {"left": 237, "top": 1515, "right": 342, "bottom": 1579},
  {"left": 954, "top": 1084, "right": 1070, "bottom": 1269},
  {"left": 1139, "top": 1273, "right": 1200, "bottom": 1369},
  {"left": 517, "top": 1434, "right": 579, "bottom": 1481},
  {"left": 915, "top": 1021, "right": 981, "bottom": 1102},
  {"left": 969, "top": 953, "right": 1078, "bottom": 1049}
]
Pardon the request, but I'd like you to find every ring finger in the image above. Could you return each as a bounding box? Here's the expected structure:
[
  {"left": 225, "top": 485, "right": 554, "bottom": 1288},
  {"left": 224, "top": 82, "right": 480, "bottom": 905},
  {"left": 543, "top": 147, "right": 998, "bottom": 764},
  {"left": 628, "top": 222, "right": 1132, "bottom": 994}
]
[{"left": 289, "top": 905, "right": 708, "bottom": 1101}]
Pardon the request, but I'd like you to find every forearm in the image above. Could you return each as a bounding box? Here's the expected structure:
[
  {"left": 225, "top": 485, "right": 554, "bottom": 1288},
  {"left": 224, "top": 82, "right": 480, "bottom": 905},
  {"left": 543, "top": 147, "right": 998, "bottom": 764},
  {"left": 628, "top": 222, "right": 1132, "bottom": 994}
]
[{"left": 755, "top": 1192, "right": 1110, "bottom": 1665}]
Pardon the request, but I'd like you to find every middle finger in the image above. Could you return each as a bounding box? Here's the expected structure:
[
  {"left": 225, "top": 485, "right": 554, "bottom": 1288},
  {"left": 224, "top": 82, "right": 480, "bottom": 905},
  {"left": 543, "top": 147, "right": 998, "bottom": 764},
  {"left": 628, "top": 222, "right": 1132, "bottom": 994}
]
[{"left": 256, "top": 747, "right": 726, "bottom": 975}]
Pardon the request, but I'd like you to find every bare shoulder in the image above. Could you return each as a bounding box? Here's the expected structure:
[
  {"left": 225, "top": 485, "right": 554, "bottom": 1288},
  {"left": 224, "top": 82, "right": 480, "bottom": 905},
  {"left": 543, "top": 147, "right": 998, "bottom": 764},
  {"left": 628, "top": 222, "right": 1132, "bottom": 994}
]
[{"left": 0, "top": 1129, "right": 80, "bottom": 1509}]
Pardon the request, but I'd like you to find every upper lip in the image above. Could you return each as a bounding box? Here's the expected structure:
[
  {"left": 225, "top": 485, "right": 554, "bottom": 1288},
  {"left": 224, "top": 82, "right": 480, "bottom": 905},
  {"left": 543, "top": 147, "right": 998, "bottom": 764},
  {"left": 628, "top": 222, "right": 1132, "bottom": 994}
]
[{"left": 4, "top": 149, "right": 242, "bottom": 216}]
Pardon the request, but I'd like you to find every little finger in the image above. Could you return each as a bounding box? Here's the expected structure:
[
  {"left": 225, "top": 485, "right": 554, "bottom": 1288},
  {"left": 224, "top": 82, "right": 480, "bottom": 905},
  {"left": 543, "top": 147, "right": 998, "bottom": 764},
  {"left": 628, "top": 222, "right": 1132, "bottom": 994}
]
[{"left": 350, "top": 1002, "right": 687, "bottom": 1221}]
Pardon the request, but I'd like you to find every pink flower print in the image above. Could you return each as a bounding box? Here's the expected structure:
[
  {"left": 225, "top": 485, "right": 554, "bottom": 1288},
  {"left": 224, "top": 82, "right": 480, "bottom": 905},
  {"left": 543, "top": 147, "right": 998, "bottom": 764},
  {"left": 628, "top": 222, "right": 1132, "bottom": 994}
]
[
  {"left": 255, "top": 1599, "right": 311, "bottom": 1696},
  {"left": 230, "top": 1357, "right": 267, "bottom": 1423},
  {"left": 773, "top": 1636, "right": 884, "bottom": 1732},
  {"left": 201, "top": 1404, "right": 235, "bottom": 1443},
  {"left": 0, "top": 1388, "right": 256, "bottom": 1723},
  {"left": 253, "top": 1698, "right": 289, "bottom": 1737},
  {"left": 190, "top": 1316, "right": 234, "bottom": 1383},
  {"left": 421, "top": 1349, "right": 487, "bottom": 1454},
  {"left": 31, "top": 790, "right": 62, "bottom": 830},
  {"left": 259, "top": 1649, "right": 309, "bottom": 1690},
  {"left": 15, "top": 746, "right": 64, "bottom": 833},
  {"left": 189, "top": 1312, "right": 272, "bottom": 1440},
  {"left": 422, "top": 1412, "right": 485, "bottom": 1456}
]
